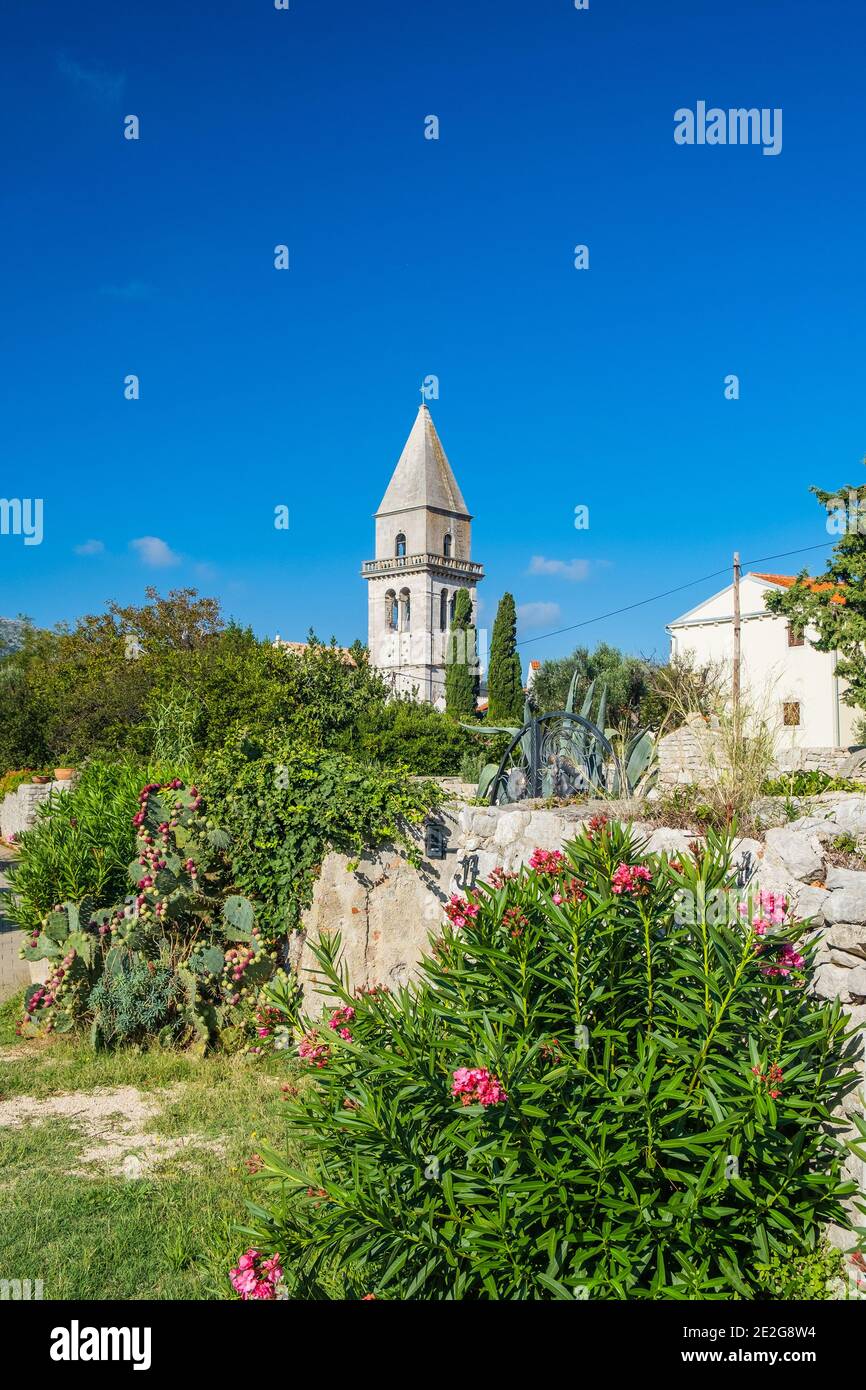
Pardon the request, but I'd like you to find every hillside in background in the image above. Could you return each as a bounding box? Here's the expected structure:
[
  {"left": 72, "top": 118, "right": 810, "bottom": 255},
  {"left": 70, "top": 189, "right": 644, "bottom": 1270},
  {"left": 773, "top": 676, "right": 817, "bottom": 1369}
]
[{"left": 0, "top": 617, "right": 28, "bottom": 656}]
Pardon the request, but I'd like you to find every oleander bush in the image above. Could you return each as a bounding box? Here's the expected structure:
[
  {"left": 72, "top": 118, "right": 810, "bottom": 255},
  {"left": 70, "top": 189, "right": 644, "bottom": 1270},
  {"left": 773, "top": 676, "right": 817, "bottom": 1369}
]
[
  {"left": 7, "top": 761, "right": 173, "bottom": 934},
  {"left": 241, "top": 820, "right": 862, "bottom": 1300}
]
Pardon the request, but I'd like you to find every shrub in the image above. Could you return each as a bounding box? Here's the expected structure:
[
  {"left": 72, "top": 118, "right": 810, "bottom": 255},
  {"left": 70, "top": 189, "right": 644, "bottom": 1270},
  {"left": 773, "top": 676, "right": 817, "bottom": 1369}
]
[
  {"left": 352, "top": 699, "right": 477, "bottom": 776},
  {"left": 200, "top": 732, "right": 441, "bottom": 933},
  {"left": 88, "top": 958, "right": 181, "bottom": 1048},
  {"left": 761, "top": 770, "right": 866, "bottom": 798},
  {"left": 242, "top": 821, "right": 861, "bottom": 1299},
  {"left": 0, "top": 768, "right": 41, "bottom": 801},
  {"left": 7, "top": 762, "right": 159, "bottom": 933}
]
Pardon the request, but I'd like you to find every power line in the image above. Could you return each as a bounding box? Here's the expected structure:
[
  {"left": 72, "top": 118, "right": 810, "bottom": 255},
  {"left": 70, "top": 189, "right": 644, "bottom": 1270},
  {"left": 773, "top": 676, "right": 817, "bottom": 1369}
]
[{"left": 515, "top": 540, "right": 835, "bottom": 649}]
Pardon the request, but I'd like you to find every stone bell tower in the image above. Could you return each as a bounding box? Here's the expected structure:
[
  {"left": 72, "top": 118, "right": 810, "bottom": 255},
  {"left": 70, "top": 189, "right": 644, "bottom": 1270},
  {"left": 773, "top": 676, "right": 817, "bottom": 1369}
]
[{"left": 362, "top": 403, "right": 484, "bottom": 707}]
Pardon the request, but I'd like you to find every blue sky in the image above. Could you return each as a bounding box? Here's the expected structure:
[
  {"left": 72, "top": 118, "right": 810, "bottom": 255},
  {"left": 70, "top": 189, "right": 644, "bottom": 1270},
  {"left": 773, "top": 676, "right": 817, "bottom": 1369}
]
[{"left": 2, "top": 0, "right": 864, "bottom": 670}]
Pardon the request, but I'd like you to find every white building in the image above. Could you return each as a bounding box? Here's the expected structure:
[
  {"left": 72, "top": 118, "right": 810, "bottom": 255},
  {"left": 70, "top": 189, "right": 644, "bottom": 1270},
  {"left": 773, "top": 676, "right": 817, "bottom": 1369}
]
[
  {"left": 361, "top": 404, "right": 484, "bottom": 706},
  {"left": 667, "top": 571, "right": 858, "bottom": 750}
]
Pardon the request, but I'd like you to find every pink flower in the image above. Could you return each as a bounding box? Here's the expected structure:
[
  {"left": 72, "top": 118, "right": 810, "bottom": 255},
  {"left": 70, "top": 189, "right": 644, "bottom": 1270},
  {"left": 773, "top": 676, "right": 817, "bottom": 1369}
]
[
  {"left": 299, "top": 1030, "right": 331, "bottom": 1068},
  {"left": 444, "top": 894, "right": 479, "bottom": 929},
  {"left": 610, "top": 863, "right": 652, "bottom": 896},
  {"left": 229, "top": 1249, "right": 283, "bottom": 1301},
  {"left": 451, "top": 1066, "right": 507, "bottom": 1107},
  {"left": 328, "top": 1005, "right": 355, "bottom": 1042},
  {"left": 529, "top": 848, "right": 565, "bottom": 875},
  {"left": 551, "top": 893, "right": 563, "bottom": 905}
]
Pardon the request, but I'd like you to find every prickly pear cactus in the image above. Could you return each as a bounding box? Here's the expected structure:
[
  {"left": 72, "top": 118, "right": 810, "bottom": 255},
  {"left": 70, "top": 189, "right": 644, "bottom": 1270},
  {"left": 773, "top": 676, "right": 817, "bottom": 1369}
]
[{"left": 18, "top": 777, "right": 285, "bottom": 1052}]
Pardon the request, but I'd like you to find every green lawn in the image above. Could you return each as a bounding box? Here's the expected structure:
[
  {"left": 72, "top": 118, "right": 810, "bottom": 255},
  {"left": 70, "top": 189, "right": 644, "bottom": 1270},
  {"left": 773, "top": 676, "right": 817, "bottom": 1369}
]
[{"left": 0, "top": 992, "right": 303, "bottom": 1300}]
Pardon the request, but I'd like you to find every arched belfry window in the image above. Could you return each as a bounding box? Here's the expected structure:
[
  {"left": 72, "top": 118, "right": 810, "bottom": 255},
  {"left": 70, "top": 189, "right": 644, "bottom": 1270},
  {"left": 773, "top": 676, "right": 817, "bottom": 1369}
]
[
  {"left": 439, "top": 589, "right": 448, "bottom": 631},
  {"left": 385, "top": 590, "right": 398, "bottom": 630},
  {"left": 443, "top": 533, "right": 452, "bottom": 558},
  {"left": 449, "top": 594, "right": 456, "bottom": 625},
  {"left": 395, "top": 533, "right": 406, "bottom": 558},
  {"left": 399, "top": 587, "right": 411, "bottom": 631}
]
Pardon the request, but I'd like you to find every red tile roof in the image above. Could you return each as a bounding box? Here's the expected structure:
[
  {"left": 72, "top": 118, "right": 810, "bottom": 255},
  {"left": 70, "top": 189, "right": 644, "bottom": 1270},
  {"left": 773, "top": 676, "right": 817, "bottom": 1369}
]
[{"left": 753, "top": 573, "right": 846, "bottom": 604}]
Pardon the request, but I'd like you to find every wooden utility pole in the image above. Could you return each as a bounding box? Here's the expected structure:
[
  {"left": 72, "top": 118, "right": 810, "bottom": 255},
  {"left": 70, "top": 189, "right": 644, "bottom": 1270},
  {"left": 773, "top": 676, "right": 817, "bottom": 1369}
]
[{"left": 732, "top": 551, "right": 741, "bottom": 732}]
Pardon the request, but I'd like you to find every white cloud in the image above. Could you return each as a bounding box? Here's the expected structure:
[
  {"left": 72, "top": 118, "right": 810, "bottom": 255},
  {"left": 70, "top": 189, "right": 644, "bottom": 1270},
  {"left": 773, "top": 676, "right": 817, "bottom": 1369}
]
[
  {"left": 74, "top": 538, "right": 104, "bottom": 556},
  {"left": 528, "top": 556, "right": 590, "bottom": 581},
  {"left": 130, "top": 536, "right": 181, "bottom": 568},
  {"left": 518, "top": 601, "right": 561, "bottom": 630}
]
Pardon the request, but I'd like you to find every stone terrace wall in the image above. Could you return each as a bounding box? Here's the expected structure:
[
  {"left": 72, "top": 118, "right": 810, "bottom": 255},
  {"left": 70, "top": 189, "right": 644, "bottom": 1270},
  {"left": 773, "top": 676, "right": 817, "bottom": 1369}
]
[
  {"left": 657, "top": 719, "right": 860, "bottom": 786},
  {"left": 0, "top": 781, "right": 66, "bottom": 842}
]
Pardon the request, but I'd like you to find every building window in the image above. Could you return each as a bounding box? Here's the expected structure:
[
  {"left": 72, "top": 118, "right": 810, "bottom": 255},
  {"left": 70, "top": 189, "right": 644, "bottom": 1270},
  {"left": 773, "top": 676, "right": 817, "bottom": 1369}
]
[
  {"left": 395, "top": 533, "right": 406, "bottom": 558},
  {"left": 787, "top": 624, "right": 804, "bottom": 648},
  {"left": 443, "top": 533, "right": 452, "bottom": 558},
  {"left": 783, "top": 701, "right": 801, "bottom": 727},
  {"left": 399, "top": 587, "right": 411, "bottom": 630},
  {"left": 385, "top": 590, "right": 398, "bottom": 630},
  {"left": 439, "top": 588, "right": 448, "bottom": 630},
  {"left": 449, "top": 594, "right": 456, "bottom": 625}
]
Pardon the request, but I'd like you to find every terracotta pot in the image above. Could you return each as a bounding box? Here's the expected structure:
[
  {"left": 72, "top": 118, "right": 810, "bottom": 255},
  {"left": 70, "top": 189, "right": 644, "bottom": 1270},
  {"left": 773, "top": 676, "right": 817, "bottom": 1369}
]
[
  {"left": 31, "top": 774, "right": 51, "bottom": 784},
  {"left": 53, "top": 768, "right": 75, "bottom": 781}
]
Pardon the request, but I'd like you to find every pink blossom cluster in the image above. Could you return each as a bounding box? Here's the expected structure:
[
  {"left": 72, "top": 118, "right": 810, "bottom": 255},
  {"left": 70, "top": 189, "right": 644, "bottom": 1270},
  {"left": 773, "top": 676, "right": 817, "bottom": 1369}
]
[
  {"left": 740, "top": 888, "right": 788, "bottom": 936},
  {"left": 761, "top": 942, "right": 806, "bottom": 979},
  {"left": 444, "top": 894, "right": 479, "bottom": 929},
  {"left": 229, "top": 1249, "right": 284, "bottom": 1300},
  {"left": 488, "top": 866, "right": 518, "bottom": 889},
  {"left": 610, "top": 863, "right": 652, "bottom": 896},
  {"left": 529, "top": 847, "right": 565, "bottom": 875},
  {"left": 328, "top": 1004, "right": 356, "bottom": 1041},
  {"left": 298, "top": 1029, "right": 331, "bottom": 1068},
  {"left": 451, "top": 1066, "right": 507, "bottom": 1107}
]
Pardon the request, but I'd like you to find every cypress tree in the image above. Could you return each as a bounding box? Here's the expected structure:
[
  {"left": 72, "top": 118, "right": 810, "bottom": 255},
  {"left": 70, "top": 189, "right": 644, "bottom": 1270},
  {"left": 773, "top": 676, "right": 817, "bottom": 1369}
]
[
  {"left": 487, "top": 592, "right": 523, "bottom": 723},
  {"left": 445, "top": 587, "right": 479, "bottom": 718}
]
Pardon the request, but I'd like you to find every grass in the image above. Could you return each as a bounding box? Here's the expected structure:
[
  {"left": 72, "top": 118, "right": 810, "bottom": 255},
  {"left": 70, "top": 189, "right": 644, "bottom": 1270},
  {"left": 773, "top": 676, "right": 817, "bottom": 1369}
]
[{"left": 0, "top": 991, "right": 306, "bottom": 1300}]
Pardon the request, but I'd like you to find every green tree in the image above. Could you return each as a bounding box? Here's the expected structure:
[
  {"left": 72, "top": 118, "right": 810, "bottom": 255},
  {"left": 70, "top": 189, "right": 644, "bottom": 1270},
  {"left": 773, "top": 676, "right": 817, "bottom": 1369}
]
[
  {"left": 764, "top": 473, "right": 866, "bottom": 710},
  {"left": 0, "top": 591, "right": 393, "bottom": 772},
  {"left": 487, "top": 592, "right": 524, "bottom": 724},
  {"left": 532, "top": 643, "right": 651, "bottom": 726},
  {"left": 445, "top": 588, "right": 479, "bottom": 719}
]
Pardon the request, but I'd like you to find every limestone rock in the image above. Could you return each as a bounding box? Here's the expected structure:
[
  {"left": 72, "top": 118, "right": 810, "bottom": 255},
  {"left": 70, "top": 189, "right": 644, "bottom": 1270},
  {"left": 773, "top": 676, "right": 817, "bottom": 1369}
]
[
  {"left": 819, "top": 794, "right": 866, "bottom": 836},
  {"left": 763, "top": 826, "right": 824, "bottom": 883},
  {"left": 824, "top": 923, "right": 866, "bottom": 960},
  {"left": 814, "top": 961, "right": 866, "bottom": 1002},
  {"left": 794, "top": 883, "right": 830, "bottom": 925},
  {"left": 824, "top": 870, "right": 866, "bottom": 926},
  {"left": 644, "top": 827, "right": 700, "bottom": 858}
]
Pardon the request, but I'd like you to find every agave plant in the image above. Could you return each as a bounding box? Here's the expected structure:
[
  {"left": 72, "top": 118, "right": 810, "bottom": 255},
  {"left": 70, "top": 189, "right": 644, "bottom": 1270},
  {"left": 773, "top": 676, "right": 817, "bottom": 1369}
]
[{"left": 466, "top": 674, "right": 656, "bottom": 803}]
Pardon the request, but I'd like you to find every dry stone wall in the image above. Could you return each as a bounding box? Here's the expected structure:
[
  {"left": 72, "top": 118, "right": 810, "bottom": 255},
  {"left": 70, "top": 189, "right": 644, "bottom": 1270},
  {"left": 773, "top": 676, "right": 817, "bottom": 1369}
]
[
  {"left": 0, "top": 781, "right": 65, "bottom": 842},
  {"left": 656, "top": 719, "right": 860, "bottom": 786}
]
